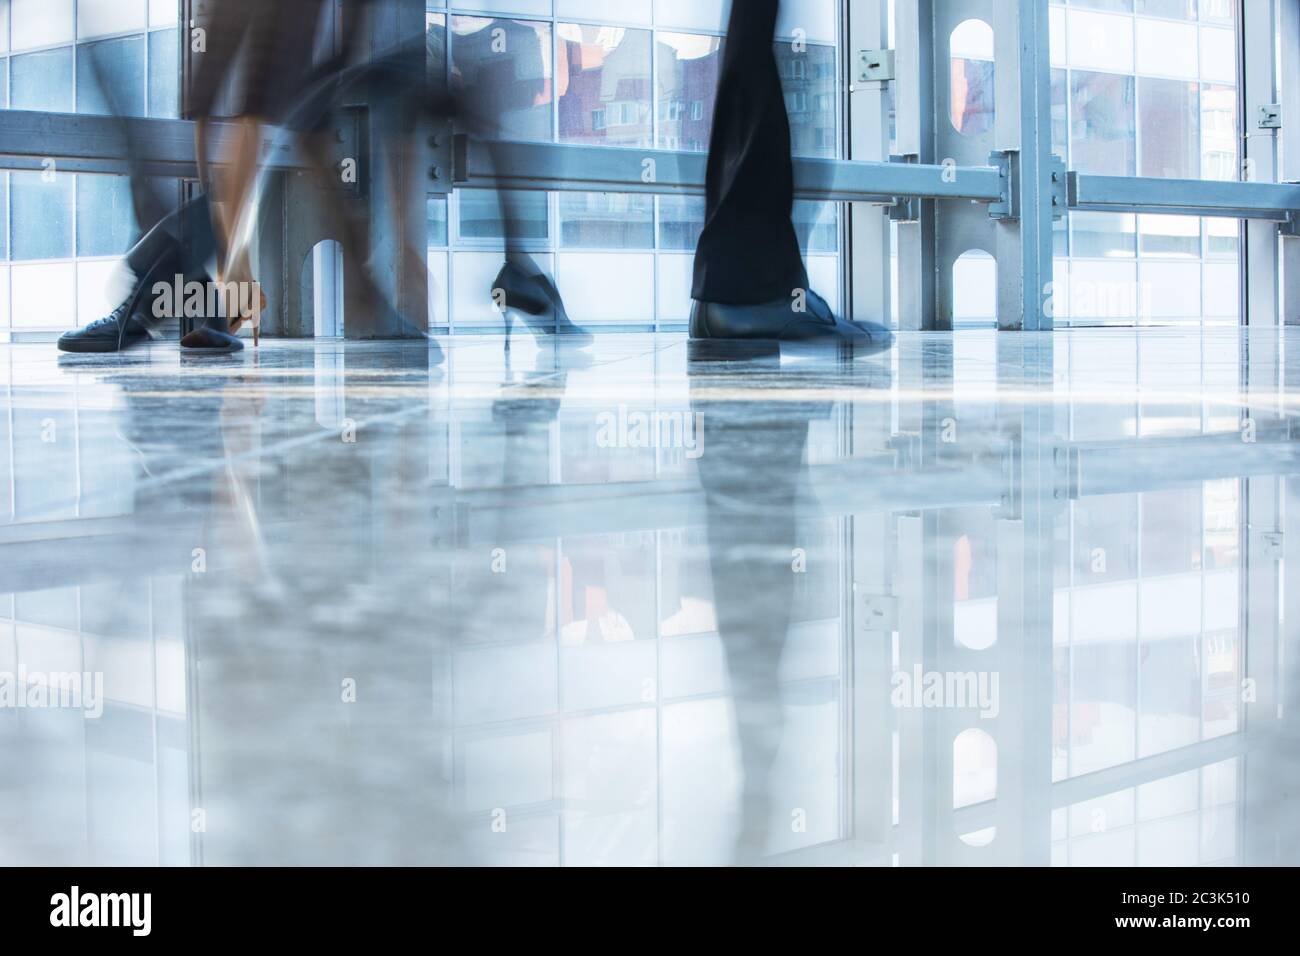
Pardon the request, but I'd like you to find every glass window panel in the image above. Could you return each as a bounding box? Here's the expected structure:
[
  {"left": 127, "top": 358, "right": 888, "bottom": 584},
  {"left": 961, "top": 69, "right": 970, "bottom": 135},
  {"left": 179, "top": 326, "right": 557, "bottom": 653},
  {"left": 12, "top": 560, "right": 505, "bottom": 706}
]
[
  {"left": 1070, "top": 70, "right": 1136, "bottom": 176},
  {"left": 1200, "top": 83, "right": 1237, "bottom": 180},
  {"left": 451, "top": 17, "right": 553, "bottom": 144},
  {"left": 77, "top": 35, "right": 146, "bottom": 118},
  {"left": 778, "top": 41, "right": 837, "bottom": 158},
  {"left": 558, "top": 25, "right": 651, "bottom": 147},
  {"left": 657, "top": 32, "right": 720, "bottom": 152},
  {"left": 558, "top": 192, "right": 654, "bottom": 249},
  {"left": 1138, "top": 77, "right": 1200, "bottom": 178},
  {"left": 149, "top": 0, "right": 179, "bottom": 29},
  {"left": 794, "top": 200, "right": 838, "bottom": 254},
  {"left": 1136, "top": 0, "right": 1197, "bottom": 19},
  {"left": 78, "top": 0, "right": 147, "bottom": 40},
  {"left": 10, "top": 171, "right": 73, "bottom": 261},
  {"left": 1071, "top": 211, "right": 1137, "bottom": 258},
  {"left": 555, "top": 252, "right": 655, "bottom": 323},
  {"left": 11, "top": 0, "right": 75, "bottom": 52},
  {"left": 1204, "top": 217, "right": 1238, "bottom": 258},
  {"left": 0, "top": 175, "right": 8, "bottom": 260},
  {"left": 658, "top": 195, "right": 704, "bottom": 251},
  {"left": 1138, "top": 213, "right": 1200, "bottom": 257},
  {"left": 1072, "top": 0, "right": 1134, "bottom": 11},
  {"left": 427, "top": 195, "right": 448, "bottom": 248},
  {"left": 456, "top": 188, "right": 548, "bottom": 242},
  {"left": 148, "top": 28, "right": 180, "bottom": 118},
  {"left": 11, "top": 47, "right": 74, "bottom": 113},
  {"left": 950, "top": 19, "right": 995, "bottom": 136},
  {"left": 76, "top": 175, "right": 136, "bottom": 258},
  {"left": 1135, "top": 16, "right": 1199, "bottom": 79},
  {"left": 1067, "top": 9, "right": 1135, "bottom": 74}
]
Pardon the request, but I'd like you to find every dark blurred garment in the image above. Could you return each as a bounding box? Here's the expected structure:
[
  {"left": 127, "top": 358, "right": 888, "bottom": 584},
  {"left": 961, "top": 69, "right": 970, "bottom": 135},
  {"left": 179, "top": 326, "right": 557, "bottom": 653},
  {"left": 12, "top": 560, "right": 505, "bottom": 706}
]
[{"left": 692, "top": 0, "right": 808, "bottom": 305}]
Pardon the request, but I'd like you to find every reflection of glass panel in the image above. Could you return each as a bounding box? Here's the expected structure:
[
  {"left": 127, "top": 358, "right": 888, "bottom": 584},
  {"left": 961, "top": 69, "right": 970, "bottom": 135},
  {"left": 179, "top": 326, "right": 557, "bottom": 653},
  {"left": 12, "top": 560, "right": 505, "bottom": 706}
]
[
  {"left": 77, "top": 35, "right": 145, "bottom": 117},
  {"left": 457, "top": 189, "right": 548, "bottom": 242},
  {"left": 778, "top": 41, "right": 837, "bottom": 159},
  {"left": 77, "top": 175, "right": 136, "bottom": 257},
  {"left": 658, "top": 529, "right": 715, "bottom": 638},
  {"left": 558, "top": 192, "right": 654, "bottom": 249},
  {"left": 1074, "top": 495, "right": 1139, "bottom": 583},
  {"left": 656, "top": 32, "right": 720, "bottom": 152},
  {"left": 1139, "top": 634, "right": 1200, "bottom": 758},
  {"left": 1142, "top": 488, "right": 1203, "bottom": 576},
  {"left": 658, "top": 195, "right": 704, "bottom": 251},
  {"left": 451, "top": 17, "right": 553, "bottom": 143},
  {"left": 560, "top": 534, "right": 656, "bottom": 645},
  {"left": 1071, "top": 640, "right": 1138, "bottom": 775},
  {"left": 558, "top": 24, "right": 651, "bottom": 148},
  {"left": 1070, "top": 70, "right": 1136, "bottom": 177},
  {"left": 12, "top": 47, "right": 75, "bottom": 112},
  {"left": 11, "top": 171, "right": 74, "bottom": 261},
  {"left": 1139, "top": 77, "right": 1200, "bottom": 179}
]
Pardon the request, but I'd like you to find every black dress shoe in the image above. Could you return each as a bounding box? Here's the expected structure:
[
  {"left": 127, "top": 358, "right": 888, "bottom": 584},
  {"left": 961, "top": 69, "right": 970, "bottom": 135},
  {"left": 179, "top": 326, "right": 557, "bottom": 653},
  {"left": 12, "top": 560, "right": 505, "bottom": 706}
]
[
  {"left": 491, "top": 262, "right": 593, "bottom": 346},
  {"left": 689, "top": 289, "right": 892, "bottom": 358},
  {"left": 58, "top": 281, "right": 162, "bottom": 354},
  {"left": 57, "top": 251, "right": 189, "bottom": 353}
]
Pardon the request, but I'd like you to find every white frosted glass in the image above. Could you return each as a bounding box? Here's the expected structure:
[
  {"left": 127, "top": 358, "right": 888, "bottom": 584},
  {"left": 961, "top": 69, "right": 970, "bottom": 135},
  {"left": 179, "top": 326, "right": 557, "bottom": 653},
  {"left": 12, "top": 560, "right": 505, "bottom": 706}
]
[
  {"left": 11, "top": 262, "right": 76, "bottom": 328},
  {"left": 1067, "top": 9, "right": 1134, "bottom": 74}
]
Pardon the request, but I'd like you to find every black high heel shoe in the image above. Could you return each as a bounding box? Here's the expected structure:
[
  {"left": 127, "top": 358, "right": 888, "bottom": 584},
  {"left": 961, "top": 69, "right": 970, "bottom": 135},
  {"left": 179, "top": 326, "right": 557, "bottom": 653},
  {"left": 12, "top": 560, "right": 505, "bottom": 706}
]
[{"left": 492, "top": 262, "right": 594, "bottom": 347}]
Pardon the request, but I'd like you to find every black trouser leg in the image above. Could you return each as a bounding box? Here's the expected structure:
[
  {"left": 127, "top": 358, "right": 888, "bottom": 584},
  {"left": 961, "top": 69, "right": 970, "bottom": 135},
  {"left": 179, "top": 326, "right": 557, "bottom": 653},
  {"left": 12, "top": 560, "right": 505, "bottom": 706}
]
[{"left": 692, "top": 0, "right": 807, "bottom": 306}]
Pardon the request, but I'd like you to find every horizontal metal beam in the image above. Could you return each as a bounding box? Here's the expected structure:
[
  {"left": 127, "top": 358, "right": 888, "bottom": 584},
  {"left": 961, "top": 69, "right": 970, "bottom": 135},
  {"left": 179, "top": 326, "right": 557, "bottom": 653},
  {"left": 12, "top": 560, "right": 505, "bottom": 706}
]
[
  {"left": 455, "top": 137, "right": 1007, "bottom": 204},
  {"left": 1070, "top": 171, "right": 1300, "bottom": 221},
  {"left": 0, "top": 109, "right": 308, "bottom": 177}
]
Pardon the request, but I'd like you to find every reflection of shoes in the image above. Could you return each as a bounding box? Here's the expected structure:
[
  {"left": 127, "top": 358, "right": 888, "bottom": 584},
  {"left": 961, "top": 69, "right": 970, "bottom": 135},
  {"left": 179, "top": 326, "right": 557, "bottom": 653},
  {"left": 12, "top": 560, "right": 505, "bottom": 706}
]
[
  {"left": 180, "top": 326, "right": 244, "bottom": 355},
  {"left": 57, "top": 260, "right": 172, "bottom": 353},
  {"left": 492, "top": 262, "right": 593, "bottom": 346},
  {"left": 689, "top": 289, "right": 893, "bottom": 356}
]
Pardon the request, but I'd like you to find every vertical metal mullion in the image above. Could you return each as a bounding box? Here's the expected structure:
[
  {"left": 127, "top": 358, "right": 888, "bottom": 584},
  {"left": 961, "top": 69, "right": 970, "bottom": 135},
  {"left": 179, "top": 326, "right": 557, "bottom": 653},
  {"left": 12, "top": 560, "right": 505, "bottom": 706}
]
[
  {"left": 847, "top": 0, "right": 892, "bottom": 327},
  {"left": 993, "top": 0, "right": 1056, "bottom": 331}
]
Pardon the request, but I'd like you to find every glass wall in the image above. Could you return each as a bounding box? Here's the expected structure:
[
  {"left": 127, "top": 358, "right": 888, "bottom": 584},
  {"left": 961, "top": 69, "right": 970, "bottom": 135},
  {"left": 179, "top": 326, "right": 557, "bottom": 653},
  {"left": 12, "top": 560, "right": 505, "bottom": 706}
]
[
  {"left": 1049, "top": 0, "right": 1241, "bottom": 327},
  {"left": 0, "top": 0, "right": 181, "bottom": 341},
  {"left": 426, "top": 0, "right": 844, "bottom": 332}
]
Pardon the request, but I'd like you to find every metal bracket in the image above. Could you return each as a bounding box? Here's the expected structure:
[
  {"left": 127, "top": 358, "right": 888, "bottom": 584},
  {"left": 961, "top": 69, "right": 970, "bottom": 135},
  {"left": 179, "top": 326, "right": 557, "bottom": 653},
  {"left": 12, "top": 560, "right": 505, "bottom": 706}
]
[
  {"left": 1049, "top": 154, "right": 1068, "bottom": 221},
  {"left": 1257, "top": 531, "right": 1285, "bottom": 561},
  {"left": 1259, "top": 104, "right": 1283, "bottom": 130},
  {"left": 329, "top": 104, "right": 369, "bottom": 198},
  {"left": 426, "top": 122, "right": 455, "bottom": 196},
  {"left": 860, "top": 593, "right": 899, "bottom": 633},
  {"left": 857, "top": 49, "right": 896, "bottom": 84},
  {"left": 887, "top": 154, "right": 921, "bottom": 222},
  {"left": 988, "top": 149, "right": 1019, "bottom": 221}
]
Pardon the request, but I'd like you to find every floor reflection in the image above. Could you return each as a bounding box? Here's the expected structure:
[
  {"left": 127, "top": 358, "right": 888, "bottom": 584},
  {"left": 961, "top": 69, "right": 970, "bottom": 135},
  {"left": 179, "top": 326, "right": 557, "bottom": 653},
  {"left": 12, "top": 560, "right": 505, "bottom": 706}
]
[{"left": 0, "top": 328, "right": 1297, "bottom": 865}]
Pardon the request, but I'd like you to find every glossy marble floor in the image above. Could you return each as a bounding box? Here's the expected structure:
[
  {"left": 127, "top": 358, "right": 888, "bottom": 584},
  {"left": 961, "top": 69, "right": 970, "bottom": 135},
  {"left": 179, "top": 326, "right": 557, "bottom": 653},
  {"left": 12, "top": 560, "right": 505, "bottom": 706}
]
[{"left": 0, "top": 328, "right": 1297, "bottom": 866}]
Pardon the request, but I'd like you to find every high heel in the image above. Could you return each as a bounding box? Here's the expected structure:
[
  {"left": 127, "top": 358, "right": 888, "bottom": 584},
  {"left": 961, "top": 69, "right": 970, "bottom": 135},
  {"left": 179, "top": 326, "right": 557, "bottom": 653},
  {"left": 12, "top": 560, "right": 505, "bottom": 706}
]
[
  {"left": 502, "top": 308, "right": 515, "bottom": 350},
  {"left": 228, "top": 288, "right": 266, "bottom": 348},
  {"left": 490, "top": 262, "right": 593, "bottom": 346}
]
